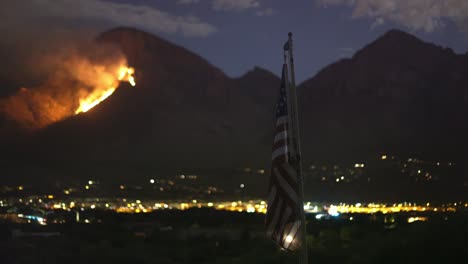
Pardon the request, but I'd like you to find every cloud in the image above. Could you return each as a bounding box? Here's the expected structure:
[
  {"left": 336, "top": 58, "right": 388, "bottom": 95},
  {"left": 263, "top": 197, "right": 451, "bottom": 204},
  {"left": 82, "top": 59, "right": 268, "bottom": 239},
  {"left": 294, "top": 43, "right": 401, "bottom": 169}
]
[
  {"left": 175, "top": 0, "right": 271, "bottom": 14},
  {"left": 371, "top": 17, "right": 385, "bottom": 30},
  {"left": 1, "top": 0, "right": 216, "bottom": 37},
  {"left": 212, "top": 0, "right": 260, "bottom": 11},
  {"left": 177, "top": 0, "right": 200, "bottom": 4},
  {"left": 256, "top": 8, "right": 274, "bottom": 17},
  {"left": 317, "top": 0, "right": 468, "bottom": 32}
]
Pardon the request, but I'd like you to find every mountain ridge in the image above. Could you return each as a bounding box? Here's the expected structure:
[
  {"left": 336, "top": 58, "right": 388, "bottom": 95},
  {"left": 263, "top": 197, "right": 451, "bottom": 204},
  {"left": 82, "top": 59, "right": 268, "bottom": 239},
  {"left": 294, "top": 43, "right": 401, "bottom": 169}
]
[
  {"left": 1, "top": 27, "right": 467, "bottom": 183},
  {"left": 298, "top": 29, "right": 468, "bottom": 163}
]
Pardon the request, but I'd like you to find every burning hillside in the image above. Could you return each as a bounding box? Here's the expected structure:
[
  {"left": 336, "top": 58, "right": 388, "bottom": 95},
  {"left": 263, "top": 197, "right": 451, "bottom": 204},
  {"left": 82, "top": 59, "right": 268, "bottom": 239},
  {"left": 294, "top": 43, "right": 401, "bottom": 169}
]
[
  {"left": 0, "top": 47, "right": 135, "bottom": 129},
  {"left": 74, "top": 65, "right": 135, "bottom": 114}
]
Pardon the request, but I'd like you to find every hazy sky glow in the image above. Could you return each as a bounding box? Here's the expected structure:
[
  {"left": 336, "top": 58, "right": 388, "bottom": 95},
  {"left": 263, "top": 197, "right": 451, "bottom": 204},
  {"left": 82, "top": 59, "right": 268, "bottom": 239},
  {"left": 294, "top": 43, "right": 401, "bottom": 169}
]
[{"left": 2, "top": 0, "right": 468, "bottom": 81}]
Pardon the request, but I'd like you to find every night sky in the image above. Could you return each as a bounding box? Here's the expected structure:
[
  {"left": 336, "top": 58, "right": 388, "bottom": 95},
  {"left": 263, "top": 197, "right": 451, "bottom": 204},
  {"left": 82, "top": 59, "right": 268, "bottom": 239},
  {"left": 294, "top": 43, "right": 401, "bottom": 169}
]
[{"left": 2, "top": 0, "right": 468, "bottom": 82}]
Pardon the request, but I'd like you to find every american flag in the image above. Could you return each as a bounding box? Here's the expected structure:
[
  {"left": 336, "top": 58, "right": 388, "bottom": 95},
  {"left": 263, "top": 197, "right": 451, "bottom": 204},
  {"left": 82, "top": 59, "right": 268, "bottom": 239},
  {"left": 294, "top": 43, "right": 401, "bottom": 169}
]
[{"left": 265, "top": 63, "right": 303, "bottom": 251}]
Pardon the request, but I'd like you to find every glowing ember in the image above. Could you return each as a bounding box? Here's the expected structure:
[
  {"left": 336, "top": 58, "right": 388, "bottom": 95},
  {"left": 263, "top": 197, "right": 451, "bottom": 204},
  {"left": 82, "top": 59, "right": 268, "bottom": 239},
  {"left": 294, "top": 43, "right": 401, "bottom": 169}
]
[
  {"left": 75, "top": 87, "right": 116, "bottom": 114},
  {"left": 75, "top": 66, "right": 135, "bottom": 114},
  {"left": 119, "top": 67, "right": 136, "bottom": 86}
]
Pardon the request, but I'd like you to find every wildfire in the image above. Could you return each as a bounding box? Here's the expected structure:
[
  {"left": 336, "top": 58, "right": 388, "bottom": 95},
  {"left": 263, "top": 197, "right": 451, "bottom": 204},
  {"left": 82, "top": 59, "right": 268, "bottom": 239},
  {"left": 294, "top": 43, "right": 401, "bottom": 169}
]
[
  {"left": 75, "top": 65, "right": 136, "bottom": 114},
  {"left": 0, "top": 44, "right": 138, "bottom": 130}
]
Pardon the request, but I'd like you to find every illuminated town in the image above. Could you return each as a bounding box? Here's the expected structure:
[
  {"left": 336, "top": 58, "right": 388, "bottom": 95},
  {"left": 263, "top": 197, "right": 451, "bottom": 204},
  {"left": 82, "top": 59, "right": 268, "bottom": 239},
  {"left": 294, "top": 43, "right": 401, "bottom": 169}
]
[
  {"left": 2, "top": 194, "right": 466, "bottom": 225},
  {"left": 2, "top": 153, "right": 466, "bottom": 227}
]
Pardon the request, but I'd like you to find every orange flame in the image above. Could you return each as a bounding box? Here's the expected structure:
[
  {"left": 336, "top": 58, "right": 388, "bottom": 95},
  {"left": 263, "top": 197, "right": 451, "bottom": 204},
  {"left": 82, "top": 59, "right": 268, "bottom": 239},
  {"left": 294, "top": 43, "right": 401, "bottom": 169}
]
[{"left": 75, "top": 65, "right": 135, "bottom": 114}]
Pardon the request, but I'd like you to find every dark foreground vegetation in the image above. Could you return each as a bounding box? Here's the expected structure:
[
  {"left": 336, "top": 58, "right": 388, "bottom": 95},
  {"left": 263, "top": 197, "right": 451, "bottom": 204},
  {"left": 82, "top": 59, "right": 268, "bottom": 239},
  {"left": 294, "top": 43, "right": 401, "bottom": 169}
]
[{"left": 1, "top": 209, "right": 467, "bottom": 264}]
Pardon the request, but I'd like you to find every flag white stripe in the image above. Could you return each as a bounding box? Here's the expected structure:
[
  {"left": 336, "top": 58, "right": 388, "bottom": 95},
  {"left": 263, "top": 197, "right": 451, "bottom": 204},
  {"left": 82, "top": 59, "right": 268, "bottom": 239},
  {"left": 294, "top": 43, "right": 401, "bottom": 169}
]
[
  {"left": 272, "top": 146, "right": 288, "bottom": 160},
  {"left": 276, "top": 116, "right": 288, "bottom": 125},
  {"left": 283, "top": 221, "right": 301, "bottom": 249},
  {"left": 267, "top": 186, "right": 277, "bottom": 210},
  {"left": 277, "top": 206, "right": 292, "bottom": 243},
  {"left": 266, "top": 198, "right": 283, "bottom": 237},
  {"left": 274, "top": 131, "right": 288, "bottom": 143},
  {"left": 281, "top": 163, "right": 298, "bottom": 182},
  {"left": 273, "top": 167, "right": 299, "bottom": 203}
]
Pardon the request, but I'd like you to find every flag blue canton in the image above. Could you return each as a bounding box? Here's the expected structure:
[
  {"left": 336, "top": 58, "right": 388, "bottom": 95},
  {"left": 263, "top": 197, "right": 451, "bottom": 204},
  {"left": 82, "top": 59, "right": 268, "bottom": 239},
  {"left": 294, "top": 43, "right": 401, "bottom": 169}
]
[{"left": 276, "top": 72, "right": 288, "bottom": 118}]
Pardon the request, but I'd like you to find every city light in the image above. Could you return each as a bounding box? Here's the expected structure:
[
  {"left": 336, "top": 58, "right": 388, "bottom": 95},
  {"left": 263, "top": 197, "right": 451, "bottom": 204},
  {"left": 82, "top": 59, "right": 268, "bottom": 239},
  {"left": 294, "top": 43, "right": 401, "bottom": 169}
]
[
  {"left": 316, "top": 213, "right": 327, "bottom": 220},
  {"left": 3, "top": 195, "right": 464, "bottom": 223},
  {"left": 408, "top": 217, "right": 428, "bottom": 223},
  {"left": 328, "top": 205, "right": 340, "bottom": 217}
]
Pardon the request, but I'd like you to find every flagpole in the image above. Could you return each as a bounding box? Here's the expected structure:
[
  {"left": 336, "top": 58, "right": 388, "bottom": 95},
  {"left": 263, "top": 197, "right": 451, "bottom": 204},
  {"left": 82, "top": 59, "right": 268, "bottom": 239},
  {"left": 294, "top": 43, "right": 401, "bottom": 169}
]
[{"left": 286, "top": 32, "right": 308, "bottom": 264}]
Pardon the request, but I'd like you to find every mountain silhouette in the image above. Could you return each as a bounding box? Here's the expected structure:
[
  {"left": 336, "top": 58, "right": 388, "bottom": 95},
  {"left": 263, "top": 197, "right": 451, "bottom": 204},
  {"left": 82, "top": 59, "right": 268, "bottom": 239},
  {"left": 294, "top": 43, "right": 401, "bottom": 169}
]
[
  {"left": 299, "top": 29, "right": 468, "bottom": 163},
  {"left": 1, "top": 28, "right": 467, "bottom": 184},
  {"left": 4, "top": 27, "right": 273, "bottom": 177}
]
